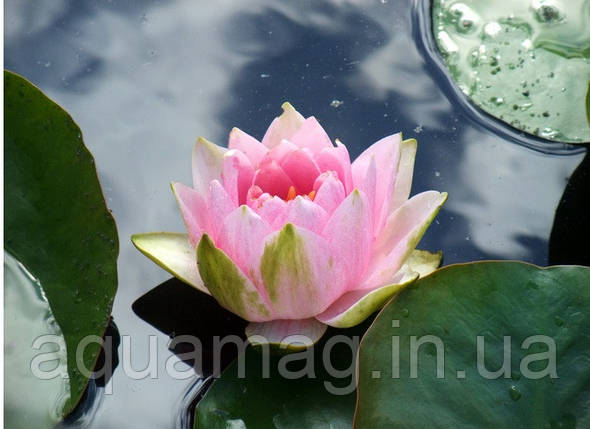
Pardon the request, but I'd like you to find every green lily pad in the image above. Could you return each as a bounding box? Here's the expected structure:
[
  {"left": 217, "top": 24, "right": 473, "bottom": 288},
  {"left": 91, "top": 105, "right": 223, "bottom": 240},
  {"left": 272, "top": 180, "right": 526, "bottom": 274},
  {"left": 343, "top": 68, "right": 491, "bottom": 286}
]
[
  {"left": 432, "top": 0, "right": 590, "bottom": 143},
  {"left": 194, "top": 324, "right": 371, "bottom": 428},
  {"left": 4, "top": 70, "right": 119, "bottom": 416},
  {"left": 355, "top": 262, "right": 590, "bottom": 428}
]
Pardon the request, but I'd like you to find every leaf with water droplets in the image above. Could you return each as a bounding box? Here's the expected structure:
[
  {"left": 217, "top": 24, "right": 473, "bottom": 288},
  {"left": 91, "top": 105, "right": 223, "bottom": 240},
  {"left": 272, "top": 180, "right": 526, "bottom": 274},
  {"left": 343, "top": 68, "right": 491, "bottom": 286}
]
[
  {"left": 433, "top": 0, "right": 590, "bottom": 143},
  {"left": 355, "top": 262, "right": 590, "bottom": 427}
]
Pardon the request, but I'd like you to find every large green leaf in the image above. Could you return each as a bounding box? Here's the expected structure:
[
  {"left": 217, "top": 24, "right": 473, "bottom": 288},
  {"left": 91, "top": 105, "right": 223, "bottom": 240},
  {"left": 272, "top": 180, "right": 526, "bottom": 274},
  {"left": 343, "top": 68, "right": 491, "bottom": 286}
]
[
  {"left": 194, "top": 324, "right": 370, "bottom": 428},
  {"left": 4, "top": 70, "right": 119, "bottom": 415},
  {"left": 355, "top": 262, "right": 590, "bottom": 428},
  {"left": 432, "top": 0, "right": 590, "bottom": 143}
]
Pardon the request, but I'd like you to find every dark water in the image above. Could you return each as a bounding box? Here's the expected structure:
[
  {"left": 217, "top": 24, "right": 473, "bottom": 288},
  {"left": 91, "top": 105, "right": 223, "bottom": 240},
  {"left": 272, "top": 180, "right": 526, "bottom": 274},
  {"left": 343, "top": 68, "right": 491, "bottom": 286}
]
[{"left": 4, "top": 0, "right": 586, "bottom": 427}]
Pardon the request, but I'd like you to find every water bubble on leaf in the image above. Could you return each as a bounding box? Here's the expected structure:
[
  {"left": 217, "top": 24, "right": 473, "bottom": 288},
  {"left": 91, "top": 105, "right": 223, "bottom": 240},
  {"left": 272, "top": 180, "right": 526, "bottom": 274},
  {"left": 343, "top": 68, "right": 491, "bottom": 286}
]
[
  {"left": 509, "top": 385, "right": 521, "bottom": 401},
  {"left": 448, "top": 3, "right": 481, "bottom": 35},
  {"left": 484, "top": 22, "right": 502, "bottom": 38},
  {"left": 489, "top": 96, "right": 504, "bottom": 106},
  {"left": 539, "top": 127, "right": 559, "bottom": 139},
  {"left": 531, "top": 0, "right": 563, "bottom": 23}
]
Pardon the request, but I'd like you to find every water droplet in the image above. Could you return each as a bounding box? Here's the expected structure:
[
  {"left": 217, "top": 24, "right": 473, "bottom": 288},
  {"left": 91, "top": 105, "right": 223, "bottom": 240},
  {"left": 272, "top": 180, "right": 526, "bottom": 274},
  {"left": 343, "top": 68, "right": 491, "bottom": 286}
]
[
  {"left": 484, "top": 22, "right": 502, "bottom": 37},
  {"left": 489, "top": 96, "right": 504, "bottom": 106},
  {"left": 448, "top": 3, "right": 480, "bottom": 35},
  {"left": 531, "top": 0, "right": 563, "bottom": 23},
  {"left": 260, "top": 73, "right": 270, "bottom": 78},
  {"left": 509, "top": 385, "right": 521, "bottom": 401},
  {"left": 330, "top": 99, "right": 344, "bottom": 108},
  {"left": 401, "top": 308, "right": 410, "bottom": 318},
  {"left": 413, "top": 124, "right": 423, "bottom": 133},
  {"left": 540, "top": 127, "right": 559, "bottom": 139}
]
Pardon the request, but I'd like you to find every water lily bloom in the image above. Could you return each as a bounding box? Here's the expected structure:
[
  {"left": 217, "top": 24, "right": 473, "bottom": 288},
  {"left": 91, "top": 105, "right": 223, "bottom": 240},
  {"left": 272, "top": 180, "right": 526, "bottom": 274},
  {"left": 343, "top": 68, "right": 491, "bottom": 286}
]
[{"left": 132, "top": 103, "right": 447, "bottom": 347}]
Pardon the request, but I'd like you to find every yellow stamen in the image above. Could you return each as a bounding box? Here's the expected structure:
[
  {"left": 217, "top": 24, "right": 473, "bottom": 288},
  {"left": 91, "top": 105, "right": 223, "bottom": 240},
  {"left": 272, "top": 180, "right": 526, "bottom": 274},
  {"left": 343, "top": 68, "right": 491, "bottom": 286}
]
[
  {"left": 308, "top": 190, "right": 316, "bottom": 201},
  {"left": 286, "top": 186, "right": 297, "bottom": 201}
]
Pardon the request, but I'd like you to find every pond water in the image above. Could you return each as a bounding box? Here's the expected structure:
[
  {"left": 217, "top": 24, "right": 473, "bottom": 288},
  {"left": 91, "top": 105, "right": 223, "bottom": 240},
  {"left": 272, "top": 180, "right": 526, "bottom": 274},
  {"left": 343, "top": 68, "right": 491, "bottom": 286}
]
[{"left": 4, "top": 0, "right": 586, "bottom": 428}]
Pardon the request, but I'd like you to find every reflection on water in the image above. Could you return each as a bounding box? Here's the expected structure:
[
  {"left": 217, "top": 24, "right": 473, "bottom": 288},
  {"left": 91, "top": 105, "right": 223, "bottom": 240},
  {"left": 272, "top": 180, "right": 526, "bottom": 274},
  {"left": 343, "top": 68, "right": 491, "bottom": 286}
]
[
  {"left": 4, "top": 252, "right": 69, "bottom": 429},
  {"left": 4, "top": 0, "right": 585, "bottom": 427},
  {"left": 173, "top": 376, "right": 212, "bottom": 429},
  {"left": 57, "top": 380, "right": 104, "bottom": 429}
]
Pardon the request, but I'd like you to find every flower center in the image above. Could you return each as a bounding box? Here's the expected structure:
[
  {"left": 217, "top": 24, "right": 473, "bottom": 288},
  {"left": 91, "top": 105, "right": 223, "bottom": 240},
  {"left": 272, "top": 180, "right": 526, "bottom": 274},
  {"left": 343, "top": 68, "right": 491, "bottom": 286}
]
[{"left": 286, "top": 185, "right": 316, "bottom": 201}]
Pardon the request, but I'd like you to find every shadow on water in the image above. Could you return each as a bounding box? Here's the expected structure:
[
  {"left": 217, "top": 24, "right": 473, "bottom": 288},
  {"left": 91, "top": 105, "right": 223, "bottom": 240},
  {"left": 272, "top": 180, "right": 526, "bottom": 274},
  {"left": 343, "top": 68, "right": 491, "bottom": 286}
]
[
  {"left": 132, "top": 278, "right": 247, "bottom": 376},
  {"left": 549, "top": 147, "right": 590, "bottom": 266}
]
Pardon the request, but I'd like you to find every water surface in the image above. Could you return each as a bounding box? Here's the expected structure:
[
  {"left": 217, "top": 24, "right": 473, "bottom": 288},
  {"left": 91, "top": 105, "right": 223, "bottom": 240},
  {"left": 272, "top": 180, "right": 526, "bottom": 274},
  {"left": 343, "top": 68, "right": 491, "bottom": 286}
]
[{"left": 4, "top": 1, "right": 585, "bottom": 427}]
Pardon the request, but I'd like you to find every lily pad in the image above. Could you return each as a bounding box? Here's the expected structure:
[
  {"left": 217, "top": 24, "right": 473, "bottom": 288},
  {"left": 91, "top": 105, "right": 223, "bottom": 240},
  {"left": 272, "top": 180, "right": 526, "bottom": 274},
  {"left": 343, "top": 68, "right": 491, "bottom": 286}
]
[
  {"left": 355, "top": 262, "right": 590, "bottom": 427},
  {"left": 432, "top": 0, "right": 590, "bottom": 143},
  {"left": 4, "top": 70, "right": 119, "bottom": 415},
  {"left": 194, "top": 323, "right": 371, "bottom": 428}
]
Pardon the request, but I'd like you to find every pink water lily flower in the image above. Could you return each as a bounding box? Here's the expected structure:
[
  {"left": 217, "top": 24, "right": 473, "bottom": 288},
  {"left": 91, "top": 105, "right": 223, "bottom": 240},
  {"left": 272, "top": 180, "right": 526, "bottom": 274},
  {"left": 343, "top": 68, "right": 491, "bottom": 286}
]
[{"left": 132, "top": 103, "right": 447, "bottom": 347}]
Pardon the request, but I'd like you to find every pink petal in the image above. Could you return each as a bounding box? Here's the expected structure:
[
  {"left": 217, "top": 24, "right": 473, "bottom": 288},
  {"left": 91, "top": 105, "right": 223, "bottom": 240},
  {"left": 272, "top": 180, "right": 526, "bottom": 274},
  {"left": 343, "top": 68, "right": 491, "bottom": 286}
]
[
  {"left": 206, "top": 179, "right": 236, "bottom": 241},
  {"left": 252, "top": 159, "right": 294, "bottom": 200},
  {"left": 289, "top": 116, "right": 333, "bottom": 154},
  {"left": 315, "top": 266, "right": 418, "bottom": 328},
  {"left": 228, "top": 127, "right": 268, "bottom": 167},
  {"left": 258, "top": 224, "right": 346, "bottom": 319},
  {"left": 280, "top": 149, "right": 321, "bottom": 194},
  {"left": 192, "top": 137, "right": 227, "bottom": 195},
  {"left": 264, "top": 139, "right": 298, "bottom": 165},
  {"left": 252, "top": 194, "right": 289, "bottom": 229},
  {"left": 246, "top": 185, "right": 264, "bottom": 203},
  {"left": 360, "top": 191, "right": 447, "bottom": 290},
  {"left": 171, "top": 182, "right": 210, "bottom": 245},
  {"left": 313, "top": 172, "right": 346, "bottom": 215},
  {"left": 351, "top": 134, "right": 402, "bottom": 234},
  {"left": 217, "top": 206, "right": 272, "bottom": 288},
  {"left": 245, "top": 318, "right": 328, "bottom": 349},
  {"left": 222, "top": 149, "right": 255, "bottom": 206},
  {"left": 322, "top": 189, "right": 373, "bottom": 290},
  {"left": 283, "top": 196, "right": 328, "bottom": 234},
  {"left": 261, "top": 102, "right": 305, "bottom": 149},
  {"left": 353, "top": 155, "right": 377, "bottom": 224},
  {"left": 314, "top": 142, "right": 353, "bottom": 193},
  {"left": 390, "top": 138, "right": 417, "bottom": 213},
  {"left": 197, "top": 234, "right": 273, "bottom": 321}
]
